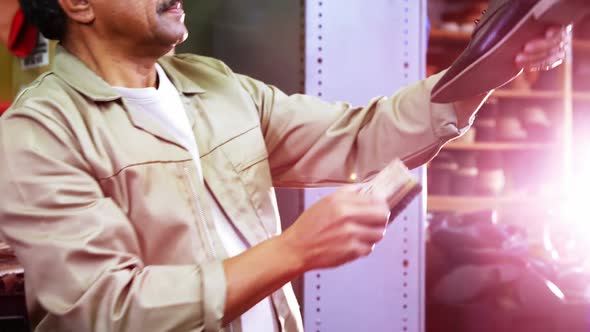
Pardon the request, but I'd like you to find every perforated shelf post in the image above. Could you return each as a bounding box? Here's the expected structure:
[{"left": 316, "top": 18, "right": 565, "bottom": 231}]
[{"left": 303, "top": 1, "right": 428, "bottom": 331}]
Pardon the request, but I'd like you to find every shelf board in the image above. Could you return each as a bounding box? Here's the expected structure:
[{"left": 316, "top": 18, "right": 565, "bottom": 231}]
[
  {"left": 444, "top": 142, "right": 555, "bottom": 151},
  {"left": 427, "top": 195, "right": 554, "bottom": 213},
  {"left": 429, "top": 29, "right": 471, "bottom": 44},
  {"left": 573, "top": 92, "right": 590, "bottom": 101},
  {"left": 429, "top": 31, "right": 589, "bottom": 57},
  {"left": 429, "top": 30, "right": 590, "bottom": 51},
  {"left": 493, "top": 89, "right": 564, "bottom": 99},
  {"left": 490, "top": 90, "right": 590, "bottom": 101},
  {"left": 573, "top": 40, "right": 590, "bottom": 52}
]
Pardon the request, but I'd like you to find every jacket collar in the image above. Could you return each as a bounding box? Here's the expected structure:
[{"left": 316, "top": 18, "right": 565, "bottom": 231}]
[{"left": 52, "top": 44, "right": 206, "bottom": 102}]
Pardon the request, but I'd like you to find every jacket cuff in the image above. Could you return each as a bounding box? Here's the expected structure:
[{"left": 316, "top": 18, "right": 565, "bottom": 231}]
[
  {"left": 424, "top": 70, "right": 470, "bottom": 140},
  {"left": 201, "top": 260, "right": 227, "bottom": 332}
]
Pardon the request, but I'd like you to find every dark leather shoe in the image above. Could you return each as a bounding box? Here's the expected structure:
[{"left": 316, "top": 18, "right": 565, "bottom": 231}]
[{"left": 431, "top": 0, "right": 590, "bottom": 103}]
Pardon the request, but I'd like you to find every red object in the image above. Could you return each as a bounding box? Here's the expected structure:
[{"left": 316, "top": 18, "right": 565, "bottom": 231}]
[
  {"left": 0, "top": 102, "right": 11, "bottom": 116},
  {"left": 8, "top": 9, "right": 38, "bottom": 58}
]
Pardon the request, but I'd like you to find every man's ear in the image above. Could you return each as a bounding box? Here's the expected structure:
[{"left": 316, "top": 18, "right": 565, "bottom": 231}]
[{"left": 57, "top": 0, "right": 95, "bottom": 24}]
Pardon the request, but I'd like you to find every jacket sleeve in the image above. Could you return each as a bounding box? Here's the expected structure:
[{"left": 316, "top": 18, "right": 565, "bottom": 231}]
[
  {"left": 0, "top": 109, "right": 226, "bottom": 332},
  {"left": 236, "top": 69, "right": 473, "bottom": 187}
]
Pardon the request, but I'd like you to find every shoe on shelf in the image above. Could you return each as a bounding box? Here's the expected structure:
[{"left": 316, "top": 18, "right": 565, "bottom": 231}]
[
  {"left": 476, "top": 152, "right": 506, "bottom": 196},
  {"left": 474, "top": 98, "right": 499, "bottom": 142},
  {"left": 428, "top": 152, "right": 459, "bottom": 195},
  {"left": 451, "top": 152, "right": 479, "bottom": 196},
  {"left": 497, "top": 115, "right": 528, "bottom": 141},
  {"left": 522, "top": 106, "right": 553, "bottom": 142},
  {"left": 431, "top": 0, "right": 590, "bottom": 103}
]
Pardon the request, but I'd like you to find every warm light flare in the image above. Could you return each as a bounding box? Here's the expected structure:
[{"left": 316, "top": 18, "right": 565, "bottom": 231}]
[{"left": 554, "top": 170, "right": 590, "bottom": 257}]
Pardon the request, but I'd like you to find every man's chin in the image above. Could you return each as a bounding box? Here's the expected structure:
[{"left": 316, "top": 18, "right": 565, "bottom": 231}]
[
  {"left": 177, "top": 30, "right": 189, "bottom": 45},
  {"left": 170, "top": 31, "right": 189, "bottom": 49},
  {"left": 157, "top": 25, "right": 188, "bottom": 46}
]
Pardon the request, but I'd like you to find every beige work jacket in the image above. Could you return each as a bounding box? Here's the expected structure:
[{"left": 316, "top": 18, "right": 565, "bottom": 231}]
[{"left": 0, "top": 46, "right": 464, "bottom": 331}]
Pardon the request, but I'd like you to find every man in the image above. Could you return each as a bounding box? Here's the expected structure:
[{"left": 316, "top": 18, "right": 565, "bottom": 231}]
[{"left": 0, "top": 0, "right": 566, "bottom": 331}]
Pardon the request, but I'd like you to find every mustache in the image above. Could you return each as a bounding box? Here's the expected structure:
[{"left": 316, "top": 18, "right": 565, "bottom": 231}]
[{"left": 157, "top": 0, "right": 181, "bottom": 13}]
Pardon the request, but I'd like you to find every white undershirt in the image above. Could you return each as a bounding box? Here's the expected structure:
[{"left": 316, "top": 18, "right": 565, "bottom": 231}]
[{"left": 114, "top": 64, "right": 279, "bottom": 332}]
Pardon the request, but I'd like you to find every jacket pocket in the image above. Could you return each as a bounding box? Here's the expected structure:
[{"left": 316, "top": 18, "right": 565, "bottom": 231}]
[
  {"left": 99, "top": 160, "right": 212, "bottom": 265},
  {"left": 218, "top": 126, "right": 279, "bottom": 236},
  {"left": 220, "top": 126, "right": 269, "bottom": 173}
]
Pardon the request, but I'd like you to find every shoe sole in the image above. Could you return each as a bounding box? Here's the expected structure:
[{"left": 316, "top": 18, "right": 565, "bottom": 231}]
[
  {"left": 387, "top": 180, "right": 422, "bottom": 223},
  {"left": 359, "top": 159, "right": 423, "bottom": 224},
  {"left": 431, "top": 0, "right": 590, "bottom": 103}
]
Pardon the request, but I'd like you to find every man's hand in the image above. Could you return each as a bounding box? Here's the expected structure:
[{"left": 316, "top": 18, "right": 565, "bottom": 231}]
[
  {"left": 516, "top": 25, "right": 570, "bottom": 72},
  {"left": 280, "top": 185, "right": 391, "bottom": 271},
  {"left": 453, "top": 26, "right": 569, "bottom": 128},
  {"left": 222, "top": 185, "right": 389, "bottom": 325}
]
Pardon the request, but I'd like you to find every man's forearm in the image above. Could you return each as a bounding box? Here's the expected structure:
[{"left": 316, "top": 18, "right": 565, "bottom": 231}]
[{"left": 222, "top": 234, "right": 304, "bottom": 325}]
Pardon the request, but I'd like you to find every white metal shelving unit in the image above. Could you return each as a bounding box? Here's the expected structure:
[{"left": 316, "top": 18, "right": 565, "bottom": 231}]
[{"left": 303, "top": 1, "right": 428, "bottom": 331}]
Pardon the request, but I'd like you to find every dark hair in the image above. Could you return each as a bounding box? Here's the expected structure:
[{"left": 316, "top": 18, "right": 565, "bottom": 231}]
[{"left": 19, "top": 0, "right": 67, "bottom": 41}]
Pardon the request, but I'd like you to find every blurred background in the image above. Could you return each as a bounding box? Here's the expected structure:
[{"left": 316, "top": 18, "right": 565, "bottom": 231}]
[{"left": 426, "top": 1, "right": 590, "bottom": 331}]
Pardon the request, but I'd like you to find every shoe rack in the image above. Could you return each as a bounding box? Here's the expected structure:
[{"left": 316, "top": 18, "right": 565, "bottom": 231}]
[
  {"left": 571, "top": 19, "right": 590, "bottom": 186},
  {"left": 425, "top": 0, "right": 588, "bottom": 229}
]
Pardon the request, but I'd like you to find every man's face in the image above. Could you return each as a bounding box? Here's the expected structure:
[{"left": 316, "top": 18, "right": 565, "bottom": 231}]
[{"left": 91, "top": 0, "right": 188, "bottom": 51}]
